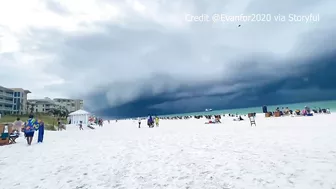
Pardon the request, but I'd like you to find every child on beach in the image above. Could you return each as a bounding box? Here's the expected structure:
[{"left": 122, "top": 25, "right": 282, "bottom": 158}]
[{"left": 79, "top": 121, "right": 84, "bottom": 130}]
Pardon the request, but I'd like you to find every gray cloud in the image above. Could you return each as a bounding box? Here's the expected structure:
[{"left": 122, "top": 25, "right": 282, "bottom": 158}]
[{"left": 44, "top": 0, "right": 70, "bottom": 15}]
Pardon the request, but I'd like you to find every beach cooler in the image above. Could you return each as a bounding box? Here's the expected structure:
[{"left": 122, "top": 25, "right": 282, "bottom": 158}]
[{"left": 0, "top": 124, "right": 9, "bottom": 146}]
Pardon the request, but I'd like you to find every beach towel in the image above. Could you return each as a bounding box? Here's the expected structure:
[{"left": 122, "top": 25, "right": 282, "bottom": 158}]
[
  {"left": 24, "top": 118, "right": 39, "bottom": 134},
  {"left": 38, "top": 121, "right": 44, "bottom": 143}
]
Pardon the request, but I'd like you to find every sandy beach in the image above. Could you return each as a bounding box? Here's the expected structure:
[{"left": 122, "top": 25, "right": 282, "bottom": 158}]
[{"left": 0, "top": 114, "right": 335, "bottom": 189}]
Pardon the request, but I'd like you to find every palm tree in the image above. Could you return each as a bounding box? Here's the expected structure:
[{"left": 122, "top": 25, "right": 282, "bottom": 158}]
[
  {"left": 26, "top": 101, "right": 30, "bottom": 115},
  {"left": 29, "top": 103, "right": 35, "bottom": 114},
  {"left": 46, "top": 105, "right": 69, "bottom": 119}
]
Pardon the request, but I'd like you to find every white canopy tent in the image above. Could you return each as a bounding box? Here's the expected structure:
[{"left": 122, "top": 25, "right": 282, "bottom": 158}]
[{"left": 69, "top": 109, "right": 90, "bottom": 125}]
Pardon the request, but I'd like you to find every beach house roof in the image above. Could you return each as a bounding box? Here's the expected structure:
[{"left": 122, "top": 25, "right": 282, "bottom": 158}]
[{"left": 69, "top": 109, "right": 90, "bottom": 115}]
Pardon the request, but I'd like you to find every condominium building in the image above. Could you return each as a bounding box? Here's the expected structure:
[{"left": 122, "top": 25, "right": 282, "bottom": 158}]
[
  {"left": 0, "top": 86, "right": 14, "bottom": 115},
  {"left": 27, "top": 97, "right": 62, "bottom": 113},
  {"left": 0, "top": 86, "right": 31, "bottom": 115},
  {"left": 53, "top": 98, "right": 84, "bottom": 112},
  {"left": 11, "top": 88, "right": 31, "bottom": 115},
  {"left": 0, "top": 85, "right": 83, "bottom": 115}
]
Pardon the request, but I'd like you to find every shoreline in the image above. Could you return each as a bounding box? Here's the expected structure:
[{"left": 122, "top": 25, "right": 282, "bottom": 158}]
[{"left": 158, "top": 100, "right": 335, "bottom": 118}]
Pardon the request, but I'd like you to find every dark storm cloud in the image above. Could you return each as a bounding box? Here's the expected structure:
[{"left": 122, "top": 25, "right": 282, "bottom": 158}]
[
  {"left": 17, "top": 0, "right": 336, "bottom": 117},
  {"left": 97, "top": 51, "right": 336, "bottom": 118}
]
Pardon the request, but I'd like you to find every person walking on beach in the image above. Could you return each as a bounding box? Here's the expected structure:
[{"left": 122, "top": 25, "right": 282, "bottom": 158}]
[
  {"left": 98, "top": 118, "right": 103, "bottom": 127},
  {"left": 147, "top": 116, "right": 154, "bottom": 128},
  {"left": 155, "top": 116, "right": 159, "bottom": 127},
  {"left": 79, "top": 121, "right": 84, "bottom": 130},
  {"left": 37, "top": 120, "right": 44, "bottom": 143},
  {"left": 24, "top": 115, "right": 39, "bottom": 146},
  {"left": 137, "top": 117, "right": 141, "bottom": 128},
  {"left": 57, "top": 118, "right": 61, "bottom": 131}
]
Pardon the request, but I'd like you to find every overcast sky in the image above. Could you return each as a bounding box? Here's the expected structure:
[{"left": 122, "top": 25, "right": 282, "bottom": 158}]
[{"left": 1, "top": 0, "right": 335, "bottom": 117}]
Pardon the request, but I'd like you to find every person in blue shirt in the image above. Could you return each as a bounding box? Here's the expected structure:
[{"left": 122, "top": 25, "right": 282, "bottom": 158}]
[
  {"left": 147, "top": 115, "right": 154, "bottom": 128},
  {"left": 37, "top": 120, "right": 44, "bottom": 143},
  {"left": 24, "top": 115, "right": 39, "bottom": 145}
]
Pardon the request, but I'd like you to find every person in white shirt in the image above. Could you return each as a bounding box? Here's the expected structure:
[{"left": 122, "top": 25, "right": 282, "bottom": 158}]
[
  {"left": 12, "top": 117, "right": 23, "bottom": 135},
  {"left": 137, "top": 117, "right": 141, "bottom": 128}
]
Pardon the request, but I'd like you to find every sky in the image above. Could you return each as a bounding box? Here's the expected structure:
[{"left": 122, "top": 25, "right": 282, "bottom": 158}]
[{"left": 0, "top": 0, "right": 336, "bottom": 118}]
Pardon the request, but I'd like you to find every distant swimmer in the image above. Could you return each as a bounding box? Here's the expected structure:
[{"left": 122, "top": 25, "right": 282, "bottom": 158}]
[{"left": 238, "top": 25, "right": 241, "bottom": 27}]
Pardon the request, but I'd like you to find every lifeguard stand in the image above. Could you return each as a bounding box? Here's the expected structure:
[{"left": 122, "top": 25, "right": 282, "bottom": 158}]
[{"left": 248, "top": 113, "right": 256, "bottom": 127}]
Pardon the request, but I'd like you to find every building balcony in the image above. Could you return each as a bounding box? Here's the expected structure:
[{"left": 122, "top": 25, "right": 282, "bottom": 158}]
[
  {"left": 0, "top": 106, "right": 13, "bottom": 111},
  {"left": 0, "top": 92, "right": 13, "bottom": 98},
  {"left": 0, "top": 99, "right": 13, "bottom": 105}
]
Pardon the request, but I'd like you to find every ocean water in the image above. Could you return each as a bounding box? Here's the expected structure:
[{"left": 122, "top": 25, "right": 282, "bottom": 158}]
[{"left": 164, "top": 100, "right": 336, "bottom": 117}]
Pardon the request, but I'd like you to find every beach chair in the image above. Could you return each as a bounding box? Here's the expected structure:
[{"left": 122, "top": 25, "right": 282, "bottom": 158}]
[
  {"left": 9, "top": 134, "right": 18, "bottom": 144},
  {"left": 248, "top": 113, "right": 256, "bottom": 126}
]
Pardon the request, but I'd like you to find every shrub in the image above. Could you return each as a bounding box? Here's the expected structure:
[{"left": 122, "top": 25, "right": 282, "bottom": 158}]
[{"left": 45, "top": 124, "right": 56, "bottom": 131}]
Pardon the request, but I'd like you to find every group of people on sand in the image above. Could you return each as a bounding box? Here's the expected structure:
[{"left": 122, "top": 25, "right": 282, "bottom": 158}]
[
  {"left": 137, "top": 116, "right": 159, "bottom": 128},
  {"left": 264, "top": 105, "right": 331, "bottom": 116},
  {"left": 12, "top": 115, "right": 45, "bottom": 145},
  {"left": 88, "top": 116, "right": 104, "bottom": 127}
]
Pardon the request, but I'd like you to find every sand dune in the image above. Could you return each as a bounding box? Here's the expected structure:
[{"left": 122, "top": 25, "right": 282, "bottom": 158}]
[{"left": 0, "top": 114, "right": 335, "bottom": 189}]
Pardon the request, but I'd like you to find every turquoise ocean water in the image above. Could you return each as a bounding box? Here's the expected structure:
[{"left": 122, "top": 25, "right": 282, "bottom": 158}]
[{"left": 163, "top": 100, "right": 336, "bottom": 117}]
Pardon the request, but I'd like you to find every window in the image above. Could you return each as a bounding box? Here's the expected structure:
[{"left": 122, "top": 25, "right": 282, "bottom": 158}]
[
  {"left": 42, "top": 108, "right": 44, "bottom": 111},
  {"left": 36, "top": 109, "right": 38, "bottom": 112},
  {"left": 14, "top": 98, "right": 17, "bottom": 103}
]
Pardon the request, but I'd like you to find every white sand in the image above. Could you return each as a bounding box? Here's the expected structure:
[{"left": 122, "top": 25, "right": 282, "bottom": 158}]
[{"left": 1, "top": 114, "right": 336, "bottom": 189}]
